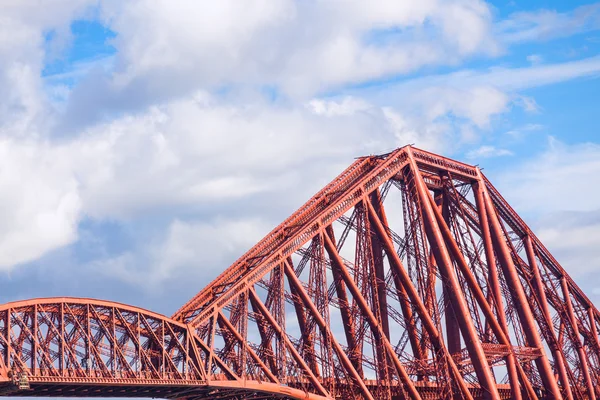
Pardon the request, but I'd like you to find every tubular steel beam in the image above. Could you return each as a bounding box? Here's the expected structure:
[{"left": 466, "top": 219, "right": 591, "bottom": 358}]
[
  {"left": 365, "top": 198, "right": 474, "bottom": 400},
  {"left": 322, "top": 228, "right": 362, "bottom": 376},
  {"left": 391, "top": 271, "right": 426, "bottom": 363},
  {"left": 479, "top": 175, "right": 564, "bottom": 400},
  {"left": 286, "top": 269, "right": 321, "bottom": 378},
  {"left": 359, "top": 201, "right": 392, "bottom": 382},
  {"left": 246, "top": 289, "right": 330, "bottom": 398},
  {"left": 216, "top": 311, "right": 279, "bottom": 384},
  {"left": 560, "top": 278, "right": 596, "bottom": 400},
  {"left": 406, "top": 150, "right": 500, "bottom": 400},
  {"left": 249, "top": 297, "right": 279, "bottom": 378},
  {"left": 282, "top": 258, "right": 375, "bottom": 400},
  {"left": 368, "top": 190, "right": 392, "bottom": 341},
  {"left": 522, "top": 235, "right": 574, "bottom": 400},
  {"left": 322, "top": 229, "right": 421, "bottom": 400},
  {"left": 435, "top": 190, "right": 461, "bottom": 357},
  {"left": 473, "top": 180, "right": 524, "bottom": 400}
]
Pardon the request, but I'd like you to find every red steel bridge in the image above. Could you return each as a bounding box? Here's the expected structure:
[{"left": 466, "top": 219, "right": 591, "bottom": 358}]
[{"left": 0, "top": 146, "right": 599, "bottom": 400}]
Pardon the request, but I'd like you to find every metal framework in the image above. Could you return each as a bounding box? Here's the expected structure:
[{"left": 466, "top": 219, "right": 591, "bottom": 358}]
[{"left": 1, "top": 145, "right": 599, "bottom": 399}]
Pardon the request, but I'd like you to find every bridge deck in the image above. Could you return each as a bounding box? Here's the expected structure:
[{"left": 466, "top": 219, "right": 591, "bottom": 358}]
[{"left": 0, "top": 379, "right": 515, "bottom": 399}]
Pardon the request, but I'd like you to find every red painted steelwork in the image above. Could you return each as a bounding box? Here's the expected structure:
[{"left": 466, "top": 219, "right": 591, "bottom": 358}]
[
  {"left": 0, "top": 146, "right": 599, "bottom": 399},
  {"left": 0, "top": 298, "right": 324, "bottom": 399}
]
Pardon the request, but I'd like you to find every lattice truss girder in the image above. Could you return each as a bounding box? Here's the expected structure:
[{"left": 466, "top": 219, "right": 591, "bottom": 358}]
[
  {"left": 0, "top": 146, "right": 599, "bottom": 400},
  {"left": 0, "top": 299, "right": 209, "bottom": 381},
  {"left": 172, "top": 146, "right": 600, "bottom": 400},
  {"left": 0, "top": 298, "right": 321, "bottom": 399}
]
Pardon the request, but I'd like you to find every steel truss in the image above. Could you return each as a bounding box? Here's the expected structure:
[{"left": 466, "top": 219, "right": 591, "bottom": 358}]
[{"left": 1, "top": 146, "right": 599, "bottom": 400}]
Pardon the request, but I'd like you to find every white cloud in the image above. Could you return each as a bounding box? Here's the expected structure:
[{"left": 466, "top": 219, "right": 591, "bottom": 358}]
[
  {"left": 536, "top": 215, "right": 600, "bottom": 278},
  {"left": 380, "top": 107, "right": 449, "bottom": 152},
  {"left": 491, "top": 139, "right": 600, "bottom": 285},
  {"left": 0, "top": 82, "right": 513, "bottom": 272},
  {"left": 513, "top": 95, "right": 540, "bottom": 113},
  {"left": 482, "top": 56, "right": 600, "bottom": 91},
  {"left": 92, "top": 218, "right": 272, "bottom": 286},
  {"left": 371, "top": 55, "right": 600, "bottom": 98},
  {"left": 307, "top": 96, "right": 372, "bottom": 117},
  {"left": 91, "top": 0, "right": 496, "bottom": 101},
  {"left": 0, "top": 1, "right": 97, "bottom": 137},
  {"left": 346, "top": 56, "right": 600, "bottom": 147},
  {"left": 505, "top": 123, "right": 543, "bottom": 138},
  {"left": 498, "top": 3, "right": 600, "bottom": 43},
  {"left": 0, "top": 1, "right": 100, "bottom": 269},
  {"left": 0, "top": 0, "right": 599, "bottom": 288},
  {"left": 527, "top": 54, "right": 543, "bottom": 65},
  {"left": 466, "top": 145, "right": 513, "bottom": 159},
  {"left": 0, "top": 138, "right": 81, "bottom": 269},
  {"left": 437, "top": 1, "right": 495, "bottom": 54},
  {"left": 348, "top": 83, "right": 514, "bottom": 150},
  {"left": 415, "top": 86, "right": 510, "bottom": 128},
  {"left": 498, "top": 138, "right": 600, "bottom": 214},
  {"left": 0, "top": 90, "right": 445, "bottom": 267},
  {"left": 69, "top": 94, "right": 411, "bottom": 219}
]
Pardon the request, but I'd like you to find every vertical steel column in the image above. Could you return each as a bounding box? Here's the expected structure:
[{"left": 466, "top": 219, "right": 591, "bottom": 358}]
[
  {"left": 5, "top": 310, "right": 9, "bottom": 376},
  {"left": 365, "top": 195, "right": 394, "bottom": 383},
  {"left": 275, "top": 268, "right": 375, "bottom": 400},
  {"left": 588, "top": 305, "right": 600, "bottom": 348},
  {"left": 285, "top": 259, "right": 321, "bottom": 377},
  {"left": 405, "top": 151, "right": 500, "bottom": 400},
  {"left": 560, "top": 277, "right": 596, "bottom": 400},
  {"left": 588, "top": 307, "right": 600, "bottom": 398},
  {"left": 322, "top": 231, "right": 423, "bottom": 400},
  {"left": 274, "top": 263, "right": 287, "bottom": 380},
  {"left": 479, "top": 177, "right": 564, "bottom": 400},
  {"left": 111, "top": 308, "right": 117, "bottom": 376},
  {"left": 137, "top": 314, "right": 142, "bottom": 378},
  {"left": 523, "top": 235, "right": 573, "bottom": 400},
  {"left": 589, "top": 307, "right": 600, "bottom": 357},
  {"left": 0, "top": 311, "right": 6, "bottom": 376},
  {"left": 239, "top": 292, "right": 248, "bottom": 377},
  {"left": 60, "top": 303, "right": 64, "bottom": 376},
  {"left": 32, "top": 305, "right": 37, "bottom": 375},
  {"left": 216, "top": 312, "right": 279, "bottom": 383},
  {"left": 86, "top": 304, "right": 91, "bottom": 375},
  {"left": 368, "top": 190, "right": 392, "bottom": 340},
  {"left": 432, "top": 182, "right": 539, "bottom": 399},
  {"left": 206, "top": 315, "right": 217, "bottom": 379},
  {"left": 324, "top": 228, "right": 362, "bottom": 375},
  {"left": 248, "top": 295, "right": 286, "bottom": 376},
  {"left": 248, "top": 289, "right": 331, "bottom": 398},
  {"left": 473, "top": 181, "right": 523, "bottom": 400},
  {"left": 393, "top": 272, "right": 426, "bottom": 362},
  {"left": 161, "top": 320, "right": 166, "bottom": 378},
  {"left": 435, "top": 189, "right": 461, "bottom": 355},
  {"left": 365, "top": 199, "right": 475, "bottom": 400}
]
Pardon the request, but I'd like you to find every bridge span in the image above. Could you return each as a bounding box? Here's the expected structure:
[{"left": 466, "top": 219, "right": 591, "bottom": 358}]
[
  {"left": 0, "top": 298, "right": 512, "bottom": 399},
  {"left": 1, "top": 147, "right": 599, "bottom": 400}
]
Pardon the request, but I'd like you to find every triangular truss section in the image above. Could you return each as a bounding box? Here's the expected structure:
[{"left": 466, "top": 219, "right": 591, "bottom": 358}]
[{"left": 173, "top": 146, "right": 600, "bottom": 400}]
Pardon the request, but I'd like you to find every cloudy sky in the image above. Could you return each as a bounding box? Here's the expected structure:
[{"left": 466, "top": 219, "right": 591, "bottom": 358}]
[{"left": 1, "top": 0, "right": 600, "bottom": 315}]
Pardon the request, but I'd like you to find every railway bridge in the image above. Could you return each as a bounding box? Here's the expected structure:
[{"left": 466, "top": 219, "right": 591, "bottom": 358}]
[{"left": 0, "top": 146, "right": 598, "bottom": 400}]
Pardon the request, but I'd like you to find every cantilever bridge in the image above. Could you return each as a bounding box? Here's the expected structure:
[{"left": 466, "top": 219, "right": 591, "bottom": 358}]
[{"left": 0, "top": 146, "right": 599, "bottom": 400}]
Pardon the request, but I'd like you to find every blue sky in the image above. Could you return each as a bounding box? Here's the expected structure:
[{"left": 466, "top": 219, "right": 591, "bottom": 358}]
[{"left": 1, "top": 0, "right": 600, "bottom": 317}]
